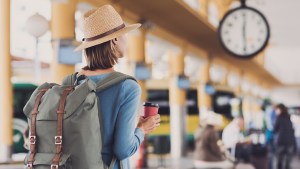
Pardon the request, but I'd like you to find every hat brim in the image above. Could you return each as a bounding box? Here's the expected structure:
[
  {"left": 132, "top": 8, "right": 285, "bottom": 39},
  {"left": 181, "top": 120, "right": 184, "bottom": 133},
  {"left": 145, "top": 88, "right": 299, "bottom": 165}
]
[{"left": 74, "top": 23, "right": 141, "bottom": 51}]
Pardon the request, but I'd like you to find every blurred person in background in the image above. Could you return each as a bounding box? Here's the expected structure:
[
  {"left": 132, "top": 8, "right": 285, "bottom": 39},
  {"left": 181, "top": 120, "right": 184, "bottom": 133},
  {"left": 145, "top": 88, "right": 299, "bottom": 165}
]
[
  {"left": 222, "top": 117, "right": 245, "bottom": 155},
  {"left": 194, "top": 112, "right": 234, "bottom": 169},
  {"left": 264, "top": 105, "right": 277, "bottom": 146},
  {"left": 264, "top": 105, "right": 277, "bottom": 169},
  {"left": 222, "top": 117, "right": 252, "bottom": 165},
  {"left": 290, "top": 108, "right": 300, "bottom": 158},
  {"left": 274, "top": 103, "right": 296, "bottom": 169}
]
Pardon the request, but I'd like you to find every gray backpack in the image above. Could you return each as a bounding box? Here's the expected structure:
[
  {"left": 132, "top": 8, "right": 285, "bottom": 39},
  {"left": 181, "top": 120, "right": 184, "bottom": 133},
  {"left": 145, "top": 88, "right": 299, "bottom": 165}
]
[{"left": 23, "top": 72, "right": 136, "bottom": 169}]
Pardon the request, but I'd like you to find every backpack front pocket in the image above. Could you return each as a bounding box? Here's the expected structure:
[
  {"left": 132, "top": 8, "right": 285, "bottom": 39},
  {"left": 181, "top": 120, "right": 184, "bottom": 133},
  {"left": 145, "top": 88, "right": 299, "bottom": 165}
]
[{"left": 24, "top": 153, "right": 72, "bottom": 169}]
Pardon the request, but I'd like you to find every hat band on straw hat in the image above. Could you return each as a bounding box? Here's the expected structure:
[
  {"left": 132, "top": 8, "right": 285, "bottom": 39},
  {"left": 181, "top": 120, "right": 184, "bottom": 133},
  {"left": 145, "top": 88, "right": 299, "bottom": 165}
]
[{"left": 82, "top": 23, "right": 126, "bottom": 42}]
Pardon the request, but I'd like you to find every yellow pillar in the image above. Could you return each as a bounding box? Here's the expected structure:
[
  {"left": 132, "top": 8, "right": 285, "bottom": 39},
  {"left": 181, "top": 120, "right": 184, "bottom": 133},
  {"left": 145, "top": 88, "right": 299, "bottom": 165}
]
[
  {"left": 169, "top": 50, "right": 187, "bottom": 158},
  {"left": 254, "top": 51, "right": 265, "bottom": 66},
  {"left": 221, "top": 67, "right": 228, "bottom": 86},
  {"left": 216, "top": 1, "right": 226, "bottom": 20},
  {"left": 242, "top": 76, "right": 254, "bottom": 126},
  {"left": 199, "top": 0, "right": 209, "bottom": 19},
  {"left": 242, "top": 96, "right": 251, "bottom": 126},
  {"left": 198, "top": 60, "right": 212, "bottom": 118},
  {"left": 0, "top": 0, "right": 13, "bottom": 162},
  {"left": 128, "top": 29, "right": 146, "bottom": 63},
  {"left": 214, "top": 0, "right": 232, "bottom": 20},
  {"left": 128, "top": 29, "right": 148, "bottom": 102},
  {"left": 51, "top": 0, "right": 76, "bottom": 83},
  {"left": 234, "top": 83, "right": 242, "bottom": 98},
  {"left": 169, "top": 51, "right": 185, "bottom": 105},
  {"left": 234, "top": 72, "right": 242, "bottom": 97}
]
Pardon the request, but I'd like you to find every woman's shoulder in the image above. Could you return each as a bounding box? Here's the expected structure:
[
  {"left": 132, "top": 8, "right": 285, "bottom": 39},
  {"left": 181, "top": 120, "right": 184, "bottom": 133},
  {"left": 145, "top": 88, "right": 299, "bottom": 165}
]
[
  {"left": 87, "top": 71, "right": 140, "bottom": 90},
  {"left": 121, "top": 78, "right": 141, "bottom": 93},
  {"left": 108, "top": 71, "right": 139, "bottom": 89},
  {"left": 118, "top": 79, "right": 141, "bottom": 104},
  {"left": 278, "top": 115, "right": 291, "bottom": 121}
]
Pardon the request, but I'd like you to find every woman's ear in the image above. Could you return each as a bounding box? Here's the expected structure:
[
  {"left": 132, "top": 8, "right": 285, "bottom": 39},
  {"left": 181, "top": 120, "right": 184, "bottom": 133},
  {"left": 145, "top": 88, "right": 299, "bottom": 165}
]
[{"left": 112, "top": 38, "right": 118, "bottom": 45}]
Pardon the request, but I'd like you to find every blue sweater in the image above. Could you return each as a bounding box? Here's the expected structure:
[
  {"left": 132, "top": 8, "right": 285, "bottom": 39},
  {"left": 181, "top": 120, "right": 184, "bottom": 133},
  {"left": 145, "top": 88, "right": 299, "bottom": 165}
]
[{"left": 87, "top": 72, "right": 144, "bottom": 169}]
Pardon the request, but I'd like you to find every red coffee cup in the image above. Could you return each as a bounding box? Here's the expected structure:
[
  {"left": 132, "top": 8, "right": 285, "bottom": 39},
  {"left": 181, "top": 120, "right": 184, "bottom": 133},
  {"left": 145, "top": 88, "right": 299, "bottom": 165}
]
[{"left": 143, "top": 102, "right": 159, "bottom": 118}]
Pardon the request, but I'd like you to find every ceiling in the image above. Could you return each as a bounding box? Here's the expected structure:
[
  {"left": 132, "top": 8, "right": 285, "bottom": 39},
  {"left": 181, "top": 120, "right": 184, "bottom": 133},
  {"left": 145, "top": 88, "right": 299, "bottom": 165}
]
[
  {"left": 271, "top": 87, "right": 300, "bottom": 107},
  {"left": 114, "top": 0, "right": 280, "bottom": 85},
  {"left": 51, "top": 0, "right": 300, "bottom": 86},
  {"left": 248, "top": 0, "right": 300, "bottom": 85}
]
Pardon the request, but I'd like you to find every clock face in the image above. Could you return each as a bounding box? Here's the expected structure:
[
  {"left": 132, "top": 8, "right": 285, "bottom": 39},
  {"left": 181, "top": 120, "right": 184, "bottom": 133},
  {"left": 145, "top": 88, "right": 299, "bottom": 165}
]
[{"left": 218, "top": 7, "right": 270, "bottom": 59}]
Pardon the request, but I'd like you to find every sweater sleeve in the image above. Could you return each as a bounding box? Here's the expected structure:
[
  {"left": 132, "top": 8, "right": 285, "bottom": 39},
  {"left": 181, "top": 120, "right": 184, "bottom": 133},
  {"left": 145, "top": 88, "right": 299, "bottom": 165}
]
[
  {"left": 113, "top": 79, "right": 144, "bottom": 160},
  {"left": 274, "top": 118, "right": 280, "bottom": 133}
]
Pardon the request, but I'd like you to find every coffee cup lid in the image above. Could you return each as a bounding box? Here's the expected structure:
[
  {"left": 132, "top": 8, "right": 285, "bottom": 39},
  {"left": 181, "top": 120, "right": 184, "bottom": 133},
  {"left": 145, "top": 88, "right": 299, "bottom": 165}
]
[{"left": 143, "top": 102, "right": 159, "bottom": 108}]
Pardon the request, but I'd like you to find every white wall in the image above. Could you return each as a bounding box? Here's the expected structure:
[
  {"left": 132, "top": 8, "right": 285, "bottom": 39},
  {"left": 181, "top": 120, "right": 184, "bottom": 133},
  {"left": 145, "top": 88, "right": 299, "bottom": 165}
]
[{"left": 271, "top": 87, "right": 300, "bottom": 107}]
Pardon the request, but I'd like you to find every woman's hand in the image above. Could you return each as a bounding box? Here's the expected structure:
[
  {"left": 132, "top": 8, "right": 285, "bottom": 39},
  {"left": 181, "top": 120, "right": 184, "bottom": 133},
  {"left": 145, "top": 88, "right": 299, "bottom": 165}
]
[{"left": 137, "top": 114, "right": 161, "bottom": 134}]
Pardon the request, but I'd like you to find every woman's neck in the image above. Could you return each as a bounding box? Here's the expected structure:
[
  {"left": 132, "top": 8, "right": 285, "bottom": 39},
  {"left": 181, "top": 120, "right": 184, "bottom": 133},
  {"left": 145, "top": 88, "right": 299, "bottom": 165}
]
[{"left": 79, "top": 67, "right": 115, "bottom": 76}]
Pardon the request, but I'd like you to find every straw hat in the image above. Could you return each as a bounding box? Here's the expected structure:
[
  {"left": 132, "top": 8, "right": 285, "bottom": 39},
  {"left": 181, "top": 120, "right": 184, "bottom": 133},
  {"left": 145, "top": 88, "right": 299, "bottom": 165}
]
[{"left": 75, "top": 5, "right": 141, "bottom": 51}]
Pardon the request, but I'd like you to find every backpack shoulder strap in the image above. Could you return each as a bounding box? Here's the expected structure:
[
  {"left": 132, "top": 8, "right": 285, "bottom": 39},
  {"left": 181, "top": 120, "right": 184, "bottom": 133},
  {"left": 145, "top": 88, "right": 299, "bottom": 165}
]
[
  {"left": 96, "top": 72, "right": 136, "bottom": 92},
  {"left": 61, "top": 72, "right": 78, "bottom": 86}
]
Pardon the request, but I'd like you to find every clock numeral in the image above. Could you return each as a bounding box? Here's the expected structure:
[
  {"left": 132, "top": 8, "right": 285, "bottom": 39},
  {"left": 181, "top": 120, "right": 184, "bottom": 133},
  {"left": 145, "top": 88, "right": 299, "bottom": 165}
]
[
  {"left": 257, "top": 20, "right": 262, "bottom": 25},
  {"left": 233, "top": 15, "right": 238, "bottom": 20},
  {"left": 227, "top": 23, "right": 233, "bottom": 27}
]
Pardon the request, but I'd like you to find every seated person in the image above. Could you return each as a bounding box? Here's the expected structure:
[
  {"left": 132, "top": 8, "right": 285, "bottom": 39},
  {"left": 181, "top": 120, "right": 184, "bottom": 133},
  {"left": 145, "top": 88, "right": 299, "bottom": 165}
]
[
  {"left": 222, "top": 117, "right": 258, "bottom": 169},
  {"left": 222, "top": 116, "right": 252, "bottom": 162},
  {"left": 222, "top": 117, "right": 245, "bottom": 153},
  {"left": 194, "top": 112, "right": 234, "bottom": 169}
]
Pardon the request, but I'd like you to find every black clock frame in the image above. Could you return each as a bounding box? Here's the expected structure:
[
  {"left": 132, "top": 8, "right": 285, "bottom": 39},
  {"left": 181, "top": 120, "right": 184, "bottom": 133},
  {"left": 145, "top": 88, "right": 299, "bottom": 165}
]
[{"left": 218, "top": 5, "right": 271, "bottom": 59}]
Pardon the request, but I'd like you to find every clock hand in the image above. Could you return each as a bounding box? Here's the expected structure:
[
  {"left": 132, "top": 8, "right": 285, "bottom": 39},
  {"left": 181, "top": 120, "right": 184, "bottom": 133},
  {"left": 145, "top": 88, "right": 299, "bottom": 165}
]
[{"left": 242, "top": 12, "right": 247, "bottom": 54}]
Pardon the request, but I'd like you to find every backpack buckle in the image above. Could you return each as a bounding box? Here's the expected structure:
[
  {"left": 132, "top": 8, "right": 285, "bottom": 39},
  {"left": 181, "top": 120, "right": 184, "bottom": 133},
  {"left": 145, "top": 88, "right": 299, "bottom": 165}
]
[
  {"left": 26, "top": 163, "right": 33, "bottom": 168},
  {"left": 29, "top": 136, "right": 36, "bottom": 144},
  {"left": 51, "top": 164, "right": 59, "bottom": 169},
  {"left": 55, "top": 136, "right": 62, "bottom": 145}
]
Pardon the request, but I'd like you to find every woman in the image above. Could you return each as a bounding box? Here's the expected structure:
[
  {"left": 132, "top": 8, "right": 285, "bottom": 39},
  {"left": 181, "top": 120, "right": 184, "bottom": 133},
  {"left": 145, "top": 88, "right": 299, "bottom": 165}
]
[
  {"left": 75, "top": 5, "right": 161, "bottom": 169},
  {"left": 194, "top": 113, "right": 234, "bottom": 169},
  {"left": 274, "top": 103, "right": 296, "bottom": 169}
]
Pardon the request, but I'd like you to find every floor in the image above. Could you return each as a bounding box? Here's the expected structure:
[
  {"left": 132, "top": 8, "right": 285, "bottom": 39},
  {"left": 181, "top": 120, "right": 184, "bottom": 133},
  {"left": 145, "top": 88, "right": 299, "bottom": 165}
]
[{"left": 1, "top": 155, "right": 300, "bottom": 169}]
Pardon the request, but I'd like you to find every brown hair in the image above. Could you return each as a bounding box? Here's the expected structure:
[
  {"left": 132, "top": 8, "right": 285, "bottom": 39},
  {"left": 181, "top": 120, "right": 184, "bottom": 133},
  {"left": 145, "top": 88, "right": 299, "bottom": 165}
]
[
  {"left": 195, "top": 125, "right": 225, "bottom": 161},
  {"left": 275, "top": 103, "right": 290, "bottom": 117},
  {"left": 83, "top": 40, "right": 119, "bottom": 70}
]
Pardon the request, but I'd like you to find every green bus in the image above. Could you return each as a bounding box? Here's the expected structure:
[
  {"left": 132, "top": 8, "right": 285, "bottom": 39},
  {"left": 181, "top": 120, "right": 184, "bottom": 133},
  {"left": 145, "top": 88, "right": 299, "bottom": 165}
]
[{"left": 12, "top": 83, "right": 37, "bottom": 153}]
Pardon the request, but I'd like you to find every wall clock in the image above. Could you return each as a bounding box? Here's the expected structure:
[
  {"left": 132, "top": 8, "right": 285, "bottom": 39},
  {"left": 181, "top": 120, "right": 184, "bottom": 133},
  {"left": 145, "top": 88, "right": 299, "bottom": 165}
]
[{"left": 218, "top": 0, "right": 270, "bottom": 59}]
